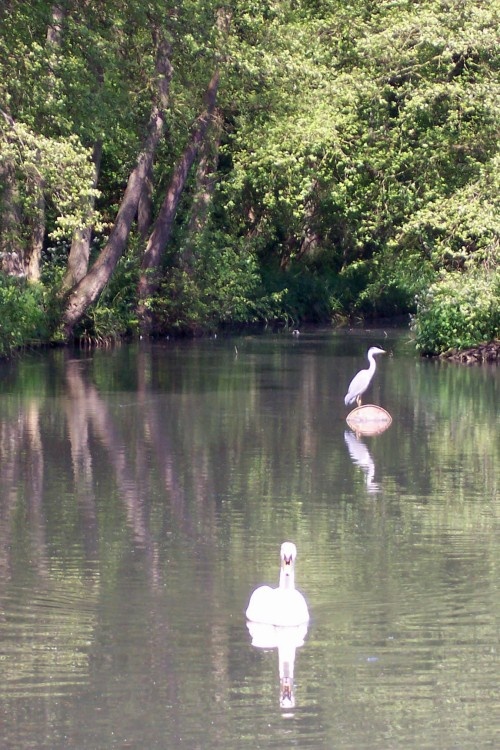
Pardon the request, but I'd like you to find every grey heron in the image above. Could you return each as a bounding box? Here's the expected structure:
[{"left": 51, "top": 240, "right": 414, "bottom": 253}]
[{"left": 344, "top": 346, "right": 386, "bottom": 407}]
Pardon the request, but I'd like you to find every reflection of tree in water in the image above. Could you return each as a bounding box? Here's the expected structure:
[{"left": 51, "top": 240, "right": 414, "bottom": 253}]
[
  {"left": 0, "top": 391, "right": 98, "bottom": 697},
  {"left": 0, "top": 351, "right": 231, "bottom": 741},
  {"left": 66, "top": 358, "right": 160, "bottom": 576},
  {"left": 0, "top": 398, "right": 48, "bottom": 581}
]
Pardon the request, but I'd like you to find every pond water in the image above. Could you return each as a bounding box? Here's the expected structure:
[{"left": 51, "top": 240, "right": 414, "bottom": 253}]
[{"left": 0, "top": 328, "right": 498, "bottom": 749}]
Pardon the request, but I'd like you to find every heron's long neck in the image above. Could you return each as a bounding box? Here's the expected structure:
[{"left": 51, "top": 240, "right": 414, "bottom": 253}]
[
  {"left": 367, "top": 352, "right": 377, "bottom": 374},
  {"left": 279, "top": 566, "right": 295, "bottom": 590}
]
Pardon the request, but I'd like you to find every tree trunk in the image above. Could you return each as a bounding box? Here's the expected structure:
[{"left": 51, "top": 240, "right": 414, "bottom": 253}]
[
  {"left": 25, "top": 168, "right": 45, "bottom": 281},
  {"left": 47, "top": 4, "right": 65, "bottom": 46},
  {"left": 0, "top": 4, "right": 64, "bottom": 280},
  {"left": 51, "top": 3, "right": 104, "bottom": 293},
  {"left": 180, "top": 109, "right": 222, "bottom": 273},
  {"left": 61, "top": 141, "right": 102, "bottom": 291},
  {"left": 137, "top": 160, "right": 154, "bottom": 242},
  {"left": 0, "top": 155, "right": 24, "bottom": 276},
  {"left": 60, "top": 42, "right": 173, "bottom": 339},
  {"left": 137, "top": 69, "right": 220, "bottom": 333},
  {"left": 61, "top": 113, "right": 165, "bottom": 337}
]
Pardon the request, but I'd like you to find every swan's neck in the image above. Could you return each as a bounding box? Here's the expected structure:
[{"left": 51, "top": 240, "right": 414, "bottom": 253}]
[{"left": 279, "top": 566, "right": 295, "bottom": 590}]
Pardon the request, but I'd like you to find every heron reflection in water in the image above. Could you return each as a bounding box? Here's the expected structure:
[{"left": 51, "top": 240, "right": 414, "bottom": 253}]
[
  {"left": 344, "top": 430, "right": 380, "bottom": 494},
  {"left": 344, "top": 346, "right": 386, "bottom": 407}
]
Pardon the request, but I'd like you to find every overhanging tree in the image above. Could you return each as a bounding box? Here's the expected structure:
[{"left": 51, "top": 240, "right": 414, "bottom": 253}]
[
  {"left": 136, "top": 69, "right": 220, "bottom": 334},
  {"left": 61, "top": 37, "right": 173, "bottom": 337}
]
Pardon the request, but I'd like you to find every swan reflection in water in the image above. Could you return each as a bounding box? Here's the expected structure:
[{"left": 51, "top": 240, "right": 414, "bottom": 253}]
[
  {"left": 344, "top": 430, "right": 380, "bottom": 494},
  {"left": 246, "top": 542, "right": 309, "bottom": 708},
  {"left": 247, "top": 621, "right": 308, "bottom": 709}
]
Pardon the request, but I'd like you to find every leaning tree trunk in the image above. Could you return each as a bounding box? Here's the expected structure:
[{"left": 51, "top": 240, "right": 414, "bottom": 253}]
[
  {"left": 60, "top": 141, "right": 102, "bottom": 292},
  {"left": 61, "top": 42, "right": 173, "bottom": 339},
  {"left": 137, "top": 69, "right": 220, "bottom": 334},
  {"left": 61, "top": 114, "right": 165, "bottom": 337},
  {"left": 137, "top": 160, "right": 154, "bottom": 243},
  {"left": 180, "top": 109, "right": 222, "bottom": 274}
]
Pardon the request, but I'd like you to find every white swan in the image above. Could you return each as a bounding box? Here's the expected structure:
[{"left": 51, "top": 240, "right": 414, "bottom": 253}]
[{"left": 245, "top": 542, "right": 309, "bottom": 627}]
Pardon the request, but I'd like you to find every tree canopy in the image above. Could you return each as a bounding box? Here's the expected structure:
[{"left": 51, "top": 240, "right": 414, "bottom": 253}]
[{"left": 0, "top": 0, "right": 498, "bottom": 354}]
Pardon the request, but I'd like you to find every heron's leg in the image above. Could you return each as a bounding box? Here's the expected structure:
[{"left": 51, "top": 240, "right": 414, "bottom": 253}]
[{"left": 356, "top": 395, "right": 362, "bottom": 407}]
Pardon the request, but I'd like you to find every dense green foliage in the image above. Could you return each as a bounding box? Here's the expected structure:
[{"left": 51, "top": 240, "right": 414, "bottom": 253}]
[
  {"left": 0, "top": 276, "right": 49, "bottom": 356},
  {"left": 0, "top": 0, "right": 498, "bottom": 354},
  {"left": 413, "top": 267, "right": 500, "bottom": 354}
]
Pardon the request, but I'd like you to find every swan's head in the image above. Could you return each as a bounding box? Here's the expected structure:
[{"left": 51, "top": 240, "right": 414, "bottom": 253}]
[
  {"left": 368, "top": 346, "right": 386, "bottom": 356},
  {"left": 280, "top": 541, "right": 297, "bottom": 578}
]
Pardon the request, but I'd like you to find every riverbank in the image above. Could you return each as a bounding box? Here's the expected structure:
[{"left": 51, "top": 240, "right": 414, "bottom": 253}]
[{"left": 442, "top": 340, "right": 500, "bottom": 363}]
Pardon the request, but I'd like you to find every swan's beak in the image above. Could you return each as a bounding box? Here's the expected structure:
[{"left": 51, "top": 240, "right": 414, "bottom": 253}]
[{"left": 282, "top": 553, "right": 294, "bottom": 575}]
